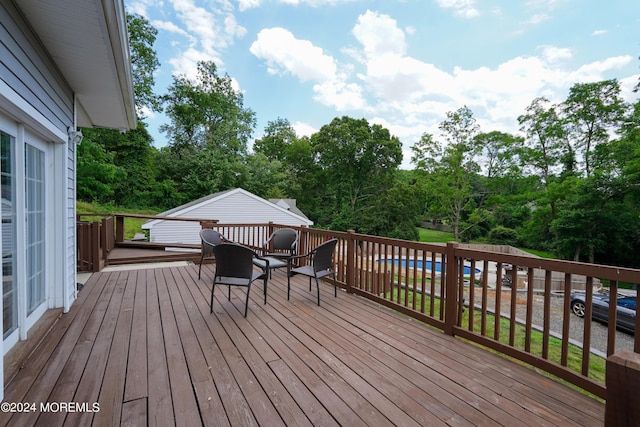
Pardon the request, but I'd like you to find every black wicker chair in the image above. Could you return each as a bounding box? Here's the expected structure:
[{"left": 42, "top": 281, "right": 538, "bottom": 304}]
[{"left": 287, "top": 238, "right": 338, "bottom": 306}]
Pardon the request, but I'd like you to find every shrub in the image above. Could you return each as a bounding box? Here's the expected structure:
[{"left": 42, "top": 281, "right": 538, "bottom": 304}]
[{"left": 488, "top": 226, "right": 519, "bottom": 246}]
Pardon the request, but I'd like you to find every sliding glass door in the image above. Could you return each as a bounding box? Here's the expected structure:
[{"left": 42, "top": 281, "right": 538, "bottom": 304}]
[
  {"left": 1, "top": 131, "right": 17, "bottom": 339},
  {"left": 1, "top": 130, "right": 47, "bottom": 341},
  {"left": 25, "top": 144, "right": 45, "bottom": 315}
]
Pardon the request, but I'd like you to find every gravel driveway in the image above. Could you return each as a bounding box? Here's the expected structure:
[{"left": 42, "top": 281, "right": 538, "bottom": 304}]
[{"left": 466, "top": 289, "right": 635, "bottom": 357}]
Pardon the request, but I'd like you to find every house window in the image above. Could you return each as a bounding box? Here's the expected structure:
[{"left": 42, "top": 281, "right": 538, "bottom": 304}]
[{"left": 1, "top": 131, "right": 17, "bottom": 338}]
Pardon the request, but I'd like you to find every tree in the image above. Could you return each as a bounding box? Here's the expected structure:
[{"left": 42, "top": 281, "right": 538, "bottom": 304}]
[
  {"left": 517, "top": 97, "right": 567, "bottom": 184},
  {"left": 161, "top": 61, "right": 255, "bottom": 153},
  {"left": 562, "top": 80, "right": 626, "bottom": 177},
  {"left": 159, "top": 61, "right": 256, "bottom": 200},
  {"left": 253, "top": 118, "right": 299, "bottom": 162},
  {"left": 78, "top": 12, "right": 161, "bottom": 207},
  {"left": 127, "top": 13, "right": 162, "bottom": 115},
  {"left": 76, "top": 139, "right": 124, "bottom": 203},
  {"left": 243, "top": 153, "right": 292, "bottom": 199},
  {"left": 412, "top": 106, "right": 481, "bottom": 241},
  {"left": 310, "top": 116, "right": 403, "bottom": 231},
  {"left": 362, "top": 179, "right": 422, "bottom": 240}
]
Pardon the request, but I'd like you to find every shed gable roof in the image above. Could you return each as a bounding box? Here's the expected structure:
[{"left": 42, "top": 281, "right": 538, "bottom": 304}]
[{"left": 144, "top": 188, "right": 313, "bottom": 229}]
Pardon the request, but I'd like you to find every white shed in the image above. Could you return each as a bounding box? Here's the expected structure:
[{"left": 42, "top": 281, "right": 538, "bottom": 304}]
[{"left": 143, "top": 188, "right": 313, "bottom": 245}]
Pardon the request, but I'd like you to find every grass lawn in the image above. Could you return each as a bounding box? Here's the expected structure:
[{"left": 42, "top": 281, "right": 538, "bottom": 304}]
[
  {"left": 417, "top": 227, "right": 556, "bottom": 259},
  {"left": 76, "top": 201, "right": 159, "bottom": 240},
  {"left": 417, "top": 228, "right": 456, "bottom": 243},
  {"left": 388, "top": 287, "right": 606, "bottom": 389}
]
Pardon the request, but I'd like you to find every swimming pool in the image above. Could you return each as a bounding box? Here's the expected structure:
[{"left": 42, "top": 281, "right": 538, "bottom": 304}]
[{"left": 378, "top": 258, "right": 481, "bottom": 275}]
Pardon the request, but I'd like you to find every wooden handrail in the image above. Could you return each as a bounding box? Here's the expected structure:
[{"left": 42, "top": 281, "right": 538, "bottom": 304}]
[{"left": 113, "top": 213, "right": 219, "bottom": 222}]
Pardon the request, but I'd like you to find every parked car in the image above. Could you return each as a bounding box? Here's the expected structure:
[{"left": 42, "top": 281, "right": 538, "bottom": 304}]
[{"left": 570, "top": 293, "right": 636, "bottom": 334}]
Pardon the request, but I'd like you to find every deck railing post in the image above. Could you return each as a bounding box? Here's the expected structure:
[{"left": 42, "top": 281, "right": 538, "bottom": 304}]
[
  {"left": 606, "top": 350, "right": 640, "bottom": 426},
  {"left": 91, "top": 221, "right": 100, "bottom": 272},
  {"left": 444, "top": 242, "right": 459, "bottom": 336},
  {"left": 115, "top": 214, "right": 124, "bottom": 243},
  {"left": 346, "top": 230, "right": 355, "bottom": 294},
  {"left": 101, "top": 218, "right": 109, "bottom": 267},
  {"left": 298, "top": 225, "right": 307, "bottom": 257}
]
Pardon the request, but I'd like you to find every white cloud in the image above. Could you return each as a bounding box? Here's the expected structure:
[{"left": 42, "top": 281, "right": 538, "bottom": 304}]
[
  {"left": 250, "top": 28, "right": 337, "bottom": 82},
  {"left": 168, "top": 47, "right": 215, "bottom": 78},
  {"left": 127, "top": 0, "right": 159, "bottom": 17},
  {"left": 435, "top": 0, "right": 480, "bottom": 18},
  {"left": 352, "top": 10, "right": 407, "bottom": 57},
  {"left": 250, "top": 28, "right": 369, "bottom": 111},
  {"left": 522, "top": 13, "right": 550, "bottom": 25},
  {"left": 152, "top": 20, "right": 192, "bottom": 38},
  {"left": 567, "top": 55, "right": 634, "bottom": 82},
  {"left": 292, "top": 121, "right": 317, "bottom": 137},
  {"left": 238, "top": 0, "right": 358, "bottom": 8},
  {"left": 539, "top": 45, "right": 572, "bottom": 63},
  {"left": 249, "top": 7, "right": 636, "bottom": 165},
  {"left": 238, "top": 0, "right": 262, "bottom": 11},
  {"left": 592, "top": 29, "right": 608, "bottom": 36},
  {"left": 313, "top": 79, "right": 366, "bottom": 111},
  {"left": 158, "top": 0, "right": 248, "bottom": 79}
]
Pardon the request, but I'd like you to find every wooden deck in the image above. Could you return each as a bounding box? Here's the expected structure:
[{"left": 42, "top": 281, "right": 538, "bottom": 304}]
[{"left": 2, "top": 263, "right": 604, "bottom": 426}]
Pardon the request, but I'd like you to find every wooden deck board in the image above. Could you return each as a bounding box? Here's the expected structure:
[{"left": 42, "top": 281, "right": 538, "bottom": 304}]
[
  {"left": 123, "top": 269, "right": 148, "bottom": 403},
  {"left": 146, "top": 269, "right": 175, "bottom": 427},
  {"left": 1, "top": 263, "right": 605, "bottom": 426}
]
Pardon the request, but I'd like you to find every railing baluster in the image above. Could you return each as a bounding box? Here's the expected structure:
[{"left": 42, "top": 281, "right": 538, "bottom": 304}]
[
  {"left": 542, "top": 270, "right": 552, "bottom": 360},
  {"left": 581, "top": 276, "right": 594, "bottom": 376},
  {"left": 468, "top": 259, "right": 476, "bottom": 332},
  {"left": 494, "top": 262, "right": 502, "bottom": 342},
  {"left": 481, "top": 260, "right": 488, "bottom": 336},
  {"left": 524, "top": 267, "right": 534, "bottom": 353},
  {"left": 561, "top": 273, "right": 572, "bottom": 366},
  {"left": 509, "top": 264, "right": 518, "bottom": 346},
  {"left": 608, "top": 280, "right": 619, "bottom": 357}
]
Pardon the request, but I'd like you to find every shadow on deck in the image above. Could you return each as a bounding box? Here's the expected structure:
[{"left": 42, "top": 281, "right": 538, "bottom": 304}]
[{"left": 2, "top": 263, "right": 604, "bottom": 426}]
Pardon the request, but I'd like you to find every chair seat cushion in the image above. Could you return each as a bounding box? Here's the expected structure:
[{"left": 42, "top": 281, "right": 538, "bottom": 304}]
[
  {"left": 291, "top": 265, "right": 333, "bottom": 279},
  {"left": 216, "top": 271, "right": 264, "bottom": 286},
  {"left": 253, "top": 257, "right": 288, "bottom": 270}
]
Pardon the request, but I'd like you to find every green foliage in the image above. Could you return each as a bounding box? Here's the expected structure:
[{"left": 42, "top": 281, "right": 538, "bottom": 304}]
[
  {"left": 161, "top": 61, "right": 255, "bottom": 154},
  {"left": 158, "top": 61, "right": 256, "bottom": 201},
  {"left": 412, "top": 106, "right": 482, "bottom": 241},
  {"left": 309, "top": 116, "right": 403, "bottom": 232},
  {"left": 358, "top": 179, "right": 422, "bottom": 240},
  {"left": 76, "top": 139, "right": 124, "bottom": 203},
  {"left": 488, "top": 226, "right": 519, "bottom": 246},
  {"left": 563, "top": 79, "right": 626, "bottom": 177},
  {"left": 77, "top": 201, "right": 158, "bottom": 240},
  {"left": 253, "top": 117, "right": 298, "bottom": 162},
  {"left": 127, "top": 13, "right": 161, "bottom": 114}
]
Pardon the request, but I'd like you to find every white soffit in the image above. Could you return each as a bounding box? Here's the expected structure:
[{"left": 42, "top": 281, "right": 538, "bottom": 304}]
[{"left": 14, "top": 0, "right": 136, "bottom": 130}]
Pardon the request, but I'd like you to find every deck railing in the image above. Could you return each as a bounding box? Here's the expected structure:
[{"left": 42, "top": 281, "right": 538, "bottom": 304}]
[
  {"left": 214, "top": 222, "right": 638, "bottom": 399},
  {"left": 77, "top": 216, "right": 640, "bottom": 400},
  {"left": 76, "top": 214, "right": 115, "bottom": 272}
]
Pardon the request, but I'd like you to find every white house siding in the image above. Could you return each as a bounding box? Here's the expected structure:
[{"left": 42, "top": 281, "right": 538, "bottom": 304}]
[
  {"left": 146, "top": 189, "right": 313, "bottom": 246},
  {"left": 0, "top": 0, "right": 76, "bottom": 376},
  {"left": 0, "top": 2, "right": 74, "bottom": 134},
  {"left": 0, "top": 0, "right": 134, "bottom": 402}
]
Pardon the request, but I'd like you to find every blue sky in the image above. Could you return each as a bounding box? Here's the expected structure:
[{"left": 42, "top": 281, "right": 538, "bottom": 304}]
[{"left": 127, "top": 0, "right": 640, "bottom": 168}]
